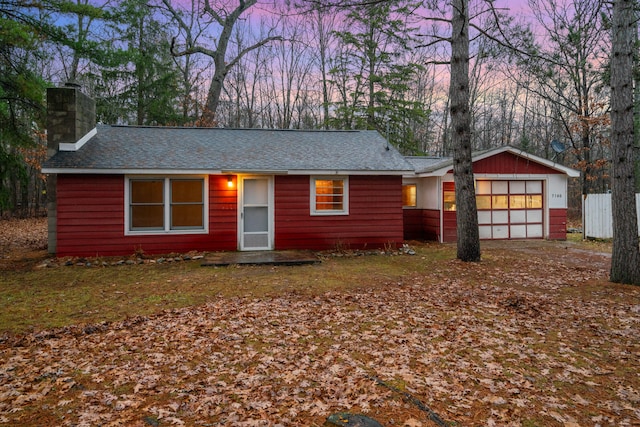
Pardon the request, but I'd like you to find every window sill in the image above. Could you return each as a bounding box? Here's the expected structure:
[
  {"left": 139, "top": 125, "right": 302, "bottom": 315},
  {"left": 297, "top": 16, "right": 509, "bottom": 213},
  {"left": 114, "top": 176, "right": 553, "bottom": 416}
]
[
  {"left": 310, "top": 211, "right": 349, "bottom": 216},
  {"left": 125, "top": 229, "right": 208, "bottom": 236}
]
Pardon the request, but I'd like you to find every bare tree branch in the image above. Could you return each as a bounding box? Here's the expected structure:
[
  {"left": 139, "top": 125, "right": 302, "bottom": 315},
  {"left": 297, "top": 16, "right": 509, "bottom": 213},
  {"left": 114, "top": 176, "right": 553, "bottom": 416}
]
[
  {"left": 170, "top": 37, "right": 217, "bottom": 58},
  {"left": 226, "top": 35, "right": 284, "bottom": 69}
]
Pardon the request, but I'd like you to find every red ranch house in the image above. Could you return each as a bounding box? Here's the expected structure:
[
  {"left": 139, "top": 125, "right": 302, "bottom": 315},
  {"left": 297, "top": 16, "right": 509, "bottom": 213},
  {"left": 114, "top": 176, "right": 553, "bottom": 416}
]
[
  {"left": 42, "top": 85, "right": 413, "bottom": 257},
  {"left": 43, "top": 85, "right": 580, "bottom": 257},
  {"left": 402, "top": 147, "right": 580, "bottom": 243}
]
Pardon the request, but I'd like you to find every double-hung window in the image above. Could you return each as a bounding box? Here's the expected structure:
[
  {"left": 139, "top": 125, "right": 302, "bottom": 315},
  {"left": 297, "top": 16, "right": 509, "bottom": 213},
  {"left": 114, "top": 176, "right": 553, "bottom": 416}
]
[
  {"left": 311, "top": 176, "right": 349, "bottom": 215},
  {"left": 126, "top": 177, "right": 207, "bottom": 234}
]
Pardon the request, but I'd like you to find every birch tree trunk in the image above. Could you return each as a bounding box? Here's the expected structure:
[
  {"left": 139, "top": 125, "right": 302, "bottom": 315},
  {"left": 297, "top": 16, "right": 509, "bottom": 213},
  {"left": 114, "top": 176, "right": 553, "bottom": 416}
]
[
  {"left": 610, "top": 0, "right": 640, "bottom": 285},
  {"left": 450, "top": 0, "right": 480, "bottom": 262}
]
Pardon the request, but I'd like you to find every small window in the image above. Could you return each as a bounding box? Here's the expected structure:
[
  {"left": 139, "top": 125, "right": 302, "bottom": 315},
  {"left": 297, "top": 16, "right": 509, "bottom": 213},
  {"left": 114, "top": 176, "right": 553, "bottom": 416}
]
[
  {"left": 444, "top": 190, "right": 456, "bottom": 211},
  {"left": 526, "top": 194, "right": 543, "bottom": 208},
  {"left": 402, "top": 184, "right": 417, "bottom": 207},
  {"left": 311, "top": 177, "right": 348, "bottom": 215},
  {"left": 476, "top": 195, "right": 491, "bottom": 210},
  {"left": 127, "top": 177, "right": 207, "bottom": 234},
  {"left": 492, "top": 195, "right": 509, "bottom": 209},
  {"left": 509, "top": 195, "right": 527, "bottom": 209}
]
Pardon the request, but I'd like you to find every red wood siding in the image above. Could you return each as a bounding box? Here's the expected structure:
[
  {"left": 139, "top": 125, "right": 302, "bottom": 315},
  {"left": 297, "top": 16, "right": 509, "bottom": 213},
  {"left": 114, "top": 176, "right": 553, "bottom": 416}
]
[
  {"left": 423, "top": 209, "right": 441, "bottom": 241},
  {"left": 473, "top": 151, "right": 563, "bottom": 175},
  {"left": 403, "top": 210, "right": 424, "bottom": 240},
  {"left": 209, "top": 175, "right": 238, "bottom": 250},
  {"left": 274, "top": 175, "right": 404, "bottom": 250},
  {"left": 548, "top": 208, "right": 568, "bottom": 240},
  {"left": 442, "top": 211, "right": 457, "bottom": 242},
  {"left": 55, "top": 174, "right": 237, "bottom": 256},
  {"left": 403, "top": 209, "right": 440, "bottom": 241}
]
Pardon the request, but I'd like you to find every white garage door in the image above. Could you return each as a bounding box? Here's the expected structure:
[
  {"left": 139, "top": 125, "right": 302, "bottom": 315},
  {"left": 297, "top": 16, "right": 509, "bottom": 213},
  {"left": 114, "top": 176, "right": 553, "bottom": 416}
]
[{"left": 476, "top": 180, "right": 543, "bottom": 239}]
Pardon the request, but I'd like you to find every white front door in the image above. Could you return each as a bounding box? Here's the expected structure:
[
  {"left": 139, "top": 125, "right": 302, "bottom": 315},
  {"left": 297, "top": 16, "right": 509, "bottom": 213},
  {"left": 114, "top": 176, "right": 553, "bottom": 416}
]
[{"left": 240, "top": 176, "right": 273, "bottom": 250}]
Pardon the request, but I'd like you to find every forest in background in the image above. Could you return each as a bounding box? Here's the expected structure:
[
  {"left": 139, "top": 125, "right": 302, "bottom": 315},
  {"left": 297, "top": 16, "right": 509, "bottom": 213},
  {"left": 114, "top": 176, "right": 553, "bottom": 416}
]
[{"left": 0, "top": 0, "right": 630, "bottom": 217}]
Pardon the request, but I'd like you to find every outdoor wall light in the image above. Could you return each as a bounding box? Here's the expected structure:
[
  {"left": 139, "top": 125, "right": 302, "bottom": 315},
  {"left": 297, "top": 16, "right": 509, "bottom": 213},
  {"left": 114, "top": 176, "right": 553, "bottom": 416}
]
[{"left": 227, "top": 176, "right": 234, "bottom": 188}]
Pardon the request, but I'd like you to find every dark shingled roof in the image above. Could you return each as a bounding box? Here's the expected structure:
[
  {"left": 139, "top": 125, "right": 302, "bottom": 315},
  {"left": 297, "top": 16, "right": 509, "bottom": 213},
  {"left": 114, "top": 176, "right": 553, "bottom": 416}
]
[
  {"left": 42, "top": 125, "right": 414, "bottom": 174},
  {"left": 404, "top": 156, "right": 453, "bottom": 174}
]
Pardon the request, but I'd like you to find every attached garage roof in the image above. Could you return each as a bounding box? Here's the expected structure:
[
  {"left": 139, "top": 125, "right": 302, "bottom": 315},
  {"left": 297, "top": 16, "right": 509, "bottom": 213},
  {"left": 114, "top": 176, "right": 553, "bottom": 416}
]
[
  {"left": 42, "top": 125, "right": 414, "bottom": 175},
  {"left": 406, "top": 145, "right": 580, "bottom": 178}
]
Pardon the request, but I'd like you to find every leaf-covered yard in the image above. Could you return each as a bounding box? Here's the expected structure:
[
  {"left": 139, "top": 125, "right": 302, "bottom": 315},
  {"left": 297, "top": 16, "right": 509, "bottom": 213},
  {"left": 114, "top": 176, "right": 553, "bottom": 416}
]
[{"left": 0, "top": 219, "right": 639, "bottom": 426}]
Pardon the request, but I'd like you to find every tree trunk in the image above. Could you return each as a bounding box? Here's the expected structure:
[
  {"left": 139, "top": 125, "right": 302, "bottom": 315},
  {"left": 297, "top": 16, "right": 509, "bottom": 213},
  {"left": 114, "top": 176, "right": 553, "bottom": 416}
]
[
  {"left": 136, "top": 15, "right": 145, "bottom": 126},
  {"left": 367, "top": 18, "right": 376, "bottom": 129},
  {"left": 449, "top": 0, "right": 480, "bottom": 262},
  {"left": 610, "top": 0, "right": 640, "bottom": 285},
  {"left": 201, "top": 60, "right": 228, "bottom": 126},
  {"left": 634, "top": 9, "right": 640, "bottom": 192},
  {"left": 316, "top": 10, "right": 332, "bottom": 130}
]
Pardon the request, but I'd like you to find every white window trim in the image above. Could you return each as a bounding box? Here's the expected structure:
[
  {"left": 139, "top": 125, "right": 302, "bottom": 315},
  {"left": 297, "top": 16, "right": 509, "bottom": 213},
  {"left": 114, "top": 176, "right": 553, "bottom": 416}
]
[
  {"left": 124, "top": 176, "right": 209, "bottom": 236},
  {"left": 310, "top": 176, "right": 349, "bottom": 216}
]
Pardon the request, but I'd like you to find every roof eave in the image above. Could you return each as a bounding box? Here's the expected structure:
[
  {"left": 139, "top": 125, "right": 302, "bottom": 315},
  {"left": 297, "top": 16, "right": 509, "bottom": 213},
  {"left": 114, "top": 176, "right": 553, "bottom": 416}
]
[
  {"left": 41, "top": 167, "right": 413, "bottom": 176},
  {"left": 287, "top": 169, "right": 412, "bottom": 176},
  {"left": 41, "top": 168, "right": 223, "bottom": 175},
  {"left": 414, "top": 164, "right": 454, "bottom": 177}
]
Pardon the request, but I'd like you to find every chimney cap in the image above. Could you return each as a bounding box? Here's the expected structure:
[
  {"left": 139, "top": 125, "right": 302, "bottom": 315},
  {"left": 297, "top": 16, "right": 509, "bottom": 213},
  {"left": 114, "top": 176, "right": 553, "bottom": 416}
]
[{"left": 64, "top": 80, "right": 82, "bottom": 89}]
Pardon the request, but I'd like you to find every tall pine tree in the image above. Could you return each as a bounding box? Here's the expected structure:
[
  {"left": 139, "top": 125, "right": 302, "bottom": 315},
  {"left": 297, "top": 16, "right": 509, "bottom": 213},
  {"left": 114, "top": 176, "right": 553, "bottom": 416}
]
[
  {"left": 610, "top": 0, "right": 640, "bottom": 285},
  {"left": 328, "top": 0, "right": 428, "bottom": 154},
  {"left": 96, "top": 0, "right": 182, "bottom": 125}
]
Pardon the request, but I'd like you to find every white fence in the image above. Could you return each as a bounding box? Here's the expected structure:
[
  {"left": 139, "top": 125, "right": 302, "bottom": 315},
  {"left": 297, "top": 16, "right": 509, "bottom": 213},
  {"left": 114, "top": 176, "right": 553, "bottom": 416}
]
[{"left": 583, "top": 193, "right": 640, "bottom": 239}]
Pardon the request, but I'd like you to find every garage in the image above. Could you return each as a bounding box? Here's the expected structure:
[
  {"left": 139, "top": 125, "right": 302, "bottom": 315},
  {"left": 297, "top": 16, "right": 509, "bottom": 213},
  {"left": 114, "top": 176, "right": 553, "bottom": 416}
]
[{"left": 404, "top": 146, "right": 580, "bottom": 243}]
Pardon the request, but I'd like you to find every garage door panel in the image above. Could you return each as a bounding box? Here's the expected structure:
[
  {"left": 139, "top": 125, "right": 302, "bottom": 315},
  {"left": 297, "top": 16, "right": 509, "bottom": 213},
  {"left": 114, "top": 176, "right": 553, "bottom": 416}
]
[
  {"left": 510, "top": 195, "right": 526, "bottom": 209},
  {"left": 492, "top": 181, "right": 508, "bottom": 194},
  {"left": 527, "top": 209, "right": 542, "bottom": 223},
  {"left": 493, "top": 225, "right": 509, "bottom": 239},
  {"left": 510, "top": 224, "right": 527, "bottom": 238},
  {"left": 492, "top": 210, "right": 509, "bottom": 223},
  {"left": 510, "top": 181, "right": 525, "bottom": 193},
  {"left": 477, "top": 181, "right": 491, "bottom": 195},
  {"left": 479, "top": 225, "right": 492, "bottom": 239},
  {"left": 478, "top": 211, "right": 492, "bottom": 224},
  {"left": 492, "top": 195, "right": 509, "bottom": 208},
  {"left": 527, "top": 181, "right": 542, "bottom": 193},
  {"left": 510, "top": 210, "right": 526, "bottom": 223},
  {"left": 527, "top": 224, "right": 543, "bottom": 238},
  {"left": 527, "top": 195, "right": 543, "bottom": 208}
]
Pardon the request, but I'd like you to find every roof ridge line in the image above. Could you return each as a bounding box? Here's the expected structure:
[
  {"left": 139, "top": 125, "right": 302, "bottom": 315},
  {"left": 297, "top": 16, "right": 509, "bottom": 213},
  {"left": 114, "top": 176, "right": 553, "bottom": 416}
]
[{"left": 104, "top": 124, "right": 366, "bottom": 133}]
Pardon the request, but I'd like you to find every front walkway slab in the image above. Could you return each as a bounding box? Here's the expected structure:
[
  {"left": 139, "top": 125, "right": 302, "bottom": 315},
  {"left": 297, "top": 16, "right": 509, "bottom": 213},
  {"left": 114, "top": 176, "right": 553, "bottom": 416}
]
[{"left": 201, "top": 250, "right": 320, "bottom": 267}]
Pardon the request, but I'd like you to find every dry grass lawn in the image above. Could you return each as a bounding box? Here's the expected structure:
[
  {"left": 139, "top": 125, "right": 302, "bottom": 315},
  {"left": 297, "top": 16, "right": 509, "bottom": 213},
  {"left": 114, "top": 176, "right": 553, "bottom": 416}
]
[{"left": 0, "top": 218, "right": 638, "bottom": 427}]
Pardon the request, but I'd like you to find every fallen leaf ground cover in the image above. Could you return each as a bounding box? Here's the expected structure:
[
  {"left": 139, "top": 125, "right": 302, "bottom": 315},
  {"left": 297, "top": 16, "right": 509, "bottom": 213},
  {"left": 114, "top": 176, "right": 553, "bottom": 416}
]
[{"left": 0, "top": 218, "right": 639, "bottom": 426}]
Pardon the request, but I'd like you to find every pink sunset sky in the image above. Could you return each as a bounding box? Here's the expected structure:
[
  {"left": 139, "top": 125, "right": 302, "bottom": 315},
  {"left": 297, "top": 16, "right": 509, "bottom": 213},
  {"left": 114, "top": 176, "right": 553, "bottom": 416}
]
[{"left": 166, "top": 0, "right": 539, "bottom": 20}]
